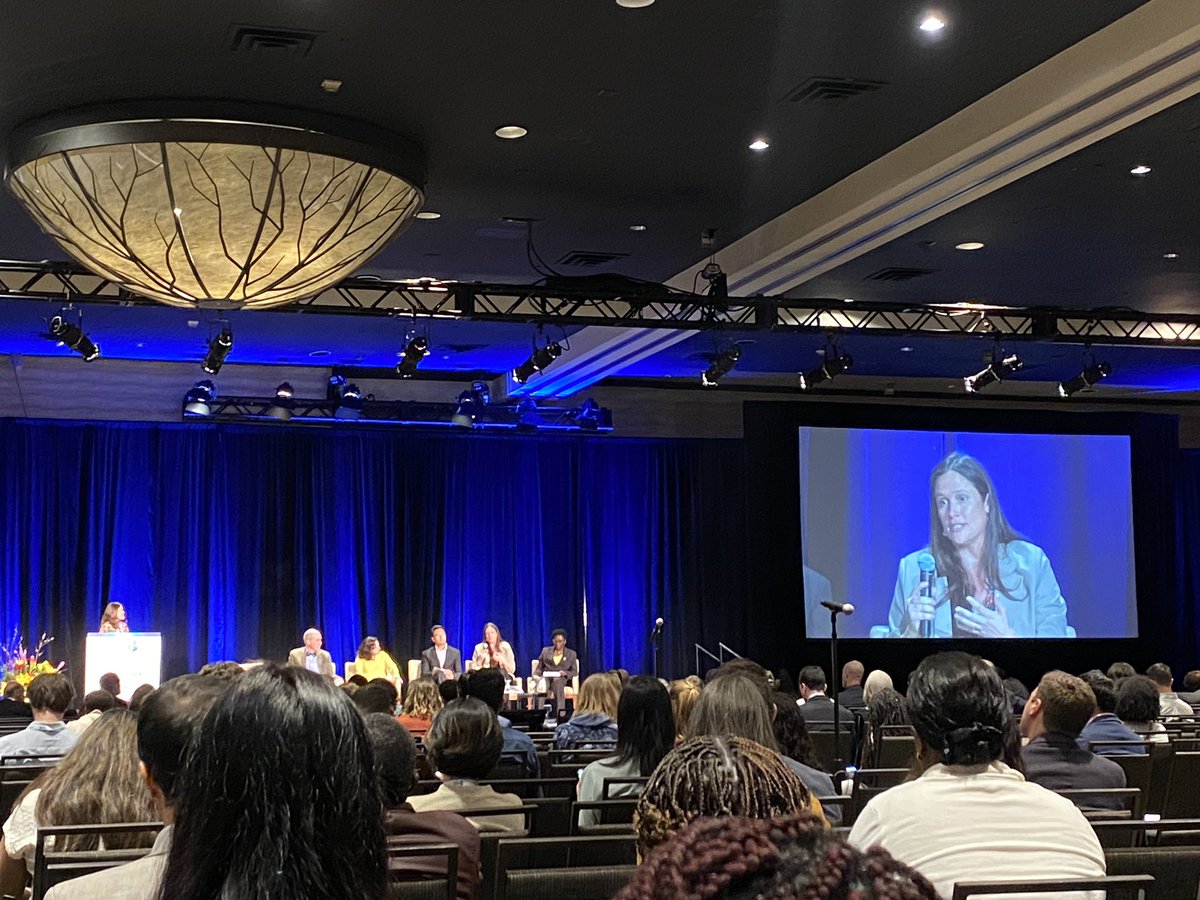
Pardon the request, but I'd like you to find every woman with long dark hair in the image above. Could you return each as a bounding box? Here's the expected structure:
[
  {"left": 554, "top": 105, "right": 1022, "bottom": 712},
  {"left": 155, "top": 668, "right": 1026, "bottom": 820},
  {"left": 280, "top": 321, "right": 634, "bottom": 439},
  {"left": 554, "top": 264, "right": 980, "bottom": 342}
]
[
  {"left": 157, "top": 665, "right": 387, "bottom": 900},
  {"left": 849, "top": 652, "right": 1102, "bottom": 899},
  {"left": 470, "top": 622, "right": 516, "bottom": 676},
  {"left": 577, "top": 676, "right": 674, "bottom": 826},
  {"left": 887, "top": 452, "right": 1069, "bottom": 637}
]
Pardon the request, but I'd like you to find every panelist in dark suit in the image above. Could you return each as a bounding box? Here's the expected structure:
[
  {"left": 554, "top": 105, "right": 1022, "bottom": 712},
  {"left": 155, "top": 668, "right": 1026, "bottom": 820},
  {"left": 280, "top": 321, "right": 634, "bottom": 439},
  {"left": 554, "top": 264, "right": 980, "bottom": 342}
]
[
  {"left": 419, "top": 625, "right": 462, "bottom": 684},
  {"left": 797, "top": 665, "right": 854, "bottom": 731},
  {"left": 534, "top": 629, "right": 579, "bottom": 716},
  {"left": 1020, "top": 671, "right": 1126, "bottom": 810}
]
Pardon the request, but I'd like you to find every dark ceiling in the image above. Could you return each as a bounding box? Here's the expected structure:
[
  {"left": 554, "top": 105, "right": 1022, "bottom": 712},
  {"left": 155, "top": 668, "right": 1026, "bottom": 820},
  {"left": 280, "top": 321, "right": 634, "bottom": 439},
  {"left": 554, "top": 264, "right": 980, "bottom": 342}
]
[{"left": 9, "top": 0, "right": 1200, "bottom": 396}]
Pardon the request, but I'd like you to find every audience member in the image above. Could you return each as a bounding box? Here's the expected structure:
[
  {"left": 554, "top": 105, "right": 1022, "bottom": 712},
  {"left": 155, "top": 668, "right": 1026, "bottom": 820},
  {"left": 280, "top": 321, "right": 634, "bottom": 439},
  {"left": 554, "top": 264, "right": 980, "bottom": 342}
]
[
  {"left": 770, "top": 690, "right": 824, "bottom": 772},
  {"left": 1, "top": 709, "right": 155, "bottom": 897},
  {"left": 397, "top": 676, "right": 443, "bottom": 736},
  {"left": 362, "top": 713, "right": 480, "bottom": 900},
  {"left": 1019, "top": 671, "right": 1126, "bottom": 809},
  {"left": 438, "top": 678, "right": 461, "bottom": 706},
  {"left": 353, "top": 682, "right": 398, "bottom": 716},
  {"left": 688, "top": 671, "right": 832, "bottom": 820},
  {"left": 772, "top": 667, "right": 798, "bottom": 697},
  {"left": 578, "top": 676, "right": 674, "bottom": 826},
  {"left": 616, "top": 813, "right": 939, "bottom": 900},
  {"left": 1180, "top": 669, "right": 1200, "bottom": 705},
  {"left": 0, "top": 683, "right": 31, "bottom": 719},
  {"left": 849, "top": 651, "right": 1104, "bottom": 899},
  {"left": 668, "top": 676, "right": 702, "bottom": 743},
  {"left": 1115, "top": 675, "right": 1168, "bottom": 741},
  {"left": 1077, "top": 671, "right": 1143, "bottom": 753},
  {"left": 42, "top": 674, "right": 230, "bottom": 900},
  {"left": 408, "top": 697, "right": 524, "bottom": 832},
  {"left": 66, "top": 689, "right": 116, "bottom": 734},
  {"left": 839, "top": 660, "right": 865, "bottom": 707},
  {"left": 99, "top": 672, "right": 127, "bottom": 707},
  {"left": 633, "top": 735, "right": 813, "bottom": 858},
  {"left": 157, "top": 665, "right": 387, "bottom": 899},
  {"left": 0, "top": 673, "right": 77, "bottom": 762},
  {"left": 370, "top": 677, "right": 400, "bottom": 710},
  {"left": 863, "top": 669, "right": 895, "bottom": 705},
  {"left": 128, "top": 683, "right": 156, "bottom": 712},
  {"left": 1146, "top": 663, "right": 1193, "bottom": 718},
  {"left": 348, "top": 673, "right": 370, "bottom": 687},
  {"left": 796, "top": 665, "right": 854, "bottom": 731},
  {"left": 553, "top": 671, "right": 620, "bottom": 749},
  {"left": 1107, "top": 661, "right": 1137, "bottom": 685},
  {"left": 1002, "top": 676, "right": 1030, "bottom": 714},
  {"left": 195, "top": 661, "right": 246, "bottom": 682},
  {"left": 863, "top": 687, "right": 910, "bottom": 767},
  {"left": 460, "top": 668, "right": 539, "bottom": 776}
]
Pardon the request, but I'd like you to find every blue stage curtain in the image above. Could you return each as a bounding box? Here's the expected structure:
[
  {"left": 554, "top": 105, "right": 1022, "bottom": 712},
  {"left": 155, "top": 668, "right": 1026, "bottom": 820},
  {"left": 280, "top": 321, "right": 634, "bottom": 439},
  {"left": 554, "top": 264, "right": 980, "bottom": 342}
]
[{"left": 0, "top": 420, "right": 749, "bottom": 681}]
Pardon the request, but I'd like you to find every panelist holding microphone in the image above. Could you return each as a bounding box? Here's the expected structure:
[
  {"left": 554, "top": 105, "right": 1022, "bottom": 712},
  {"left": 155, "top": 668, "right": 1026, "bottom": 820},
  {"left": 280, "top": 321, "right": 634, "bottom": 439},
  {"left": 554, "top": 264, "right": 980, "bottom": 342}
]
[{"left": 886, "top": 451, "right": 1070, "bottom": 638}]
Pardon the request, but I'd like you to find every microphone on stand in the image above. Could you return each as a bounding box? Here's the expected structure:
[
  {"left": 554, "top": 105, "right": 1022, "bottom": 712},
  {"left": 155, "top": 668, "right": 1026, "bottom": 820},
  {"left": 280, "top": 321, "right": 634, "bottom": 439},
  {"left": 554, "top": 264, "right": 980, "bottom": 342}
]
[
  {"left": 820, "top": 601, "right": 854, "bottom": 615},
  {"left": 917, "top": 552, "right": 936, "bottom": 638},
  {"left": 650, "top": 617, "right": 664, "bottom": 638}
]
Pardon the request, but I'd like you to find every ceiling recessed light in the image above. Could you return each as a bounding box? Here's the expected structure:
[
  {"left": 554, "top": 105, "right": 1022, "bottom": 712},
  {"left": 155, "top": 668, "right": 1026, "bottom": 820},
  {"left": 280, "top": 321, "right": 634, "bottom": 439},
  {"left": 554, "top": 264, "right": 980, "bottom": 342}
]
[
  {"left": 901, "top": 346, "right": 914, "bottom": 353},
  {"left": 955, "top": 241, "right": 985, "bottom": 251},
  {"left": 495, "top": 125, "right": 528, "bottom": 140},
  {"left": 309, "top": 350, "right": 332, "bottom": 358},
  {"left": 919, "top": 14, "right": 946, "bottom": 32},
  {"left": 1130, "top": 164, "right": 1152, "bottom": 176},
  {"left": 415, "top": 211, "right": 442, "bottom": 220},
  {"left": 616, "top": 0, "right": 655, "bottom": 6},
  {"left": 629, "top": 224, "right": 647, "bottom": 232},
  {"left": 1163, "top": 252, "right": 1179, "bottom": 259},
  {"left": 748, "top": 139, "right": 770, "bottom": 151},
  {"left": 843, "top": 297, "right": 856, "bottom": 303}
]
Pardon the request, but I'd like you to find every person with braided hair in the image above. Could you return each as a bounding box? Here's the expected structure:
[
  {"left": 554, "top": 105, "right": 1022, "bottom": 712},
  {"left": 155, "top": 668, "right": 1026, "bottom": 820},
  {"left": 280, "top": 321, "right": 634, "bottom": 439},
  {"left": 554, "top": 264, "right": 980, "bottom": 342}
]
[
  {"left": 632, "top": 735, "right": 815, "bottom": 858},
  {"left": 617, "top": 813, "right": 939, "bottom": 900},
  {"left": 849, "top": 651, "right": 1104, "bottom": 899}
]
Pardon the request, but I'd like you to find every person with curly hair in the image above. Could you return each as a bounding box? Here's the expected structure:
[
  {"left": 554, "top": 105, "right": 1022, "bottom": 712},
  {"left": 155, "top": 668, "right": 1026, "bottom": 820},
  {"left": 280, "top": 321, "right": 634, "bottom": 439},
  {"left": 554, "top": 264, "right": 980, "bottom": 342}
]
[
  {"left": 668, "top": 676, "right": 702, "bottom": 743},
  {"left": 397, "top": 676, "right": 443, "bottom": 737},
  {"left": 616, "top": 813, "right": 939, "bottom": 900},
  {"left": 849, "top": 651, "right": 1104, "bottom": 899},
  {"left": 633, "top": 734, "right": 813, "bottom": 858}
]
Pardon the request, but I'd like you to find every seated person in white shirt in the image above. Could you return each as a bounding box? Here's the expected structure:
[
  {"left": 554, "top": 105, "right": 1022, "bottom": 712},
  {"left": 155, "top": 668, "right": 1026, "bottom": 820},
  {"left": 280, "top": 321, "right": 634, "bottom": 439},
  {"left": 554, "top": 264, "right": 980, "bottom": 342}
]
[
  {"left": 849, "top": 651, "right": 1105, "bottom": 900},
  {"left": 0, "top": 672, "right": 78, "bottom": 763},
  {"left": 1146, "top": 663, "right": 1194, "bottom": 719}
]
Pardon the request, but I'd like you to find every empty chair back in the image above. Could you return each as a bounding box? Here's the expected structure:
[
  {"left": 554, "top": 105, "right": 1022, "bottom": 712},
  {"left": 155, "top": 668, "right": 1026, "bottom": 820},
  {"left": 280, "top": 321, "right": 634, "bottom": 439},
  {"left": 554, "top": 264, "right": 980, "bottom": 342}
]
[
  {"left": 1106, "top": 846, "right": 1200, "bottom": 900},
  {"left": 950, "top": 874, "right": 1153, "bottom": 900}
]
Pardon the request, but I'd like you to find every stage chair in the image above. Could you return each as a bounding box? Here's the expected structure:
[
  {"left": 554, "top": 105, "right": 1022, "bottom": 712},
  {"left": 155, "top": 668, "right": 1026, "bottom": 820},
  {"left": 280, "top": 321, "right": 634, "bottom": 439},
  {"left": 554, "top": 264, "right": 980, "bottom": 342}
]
[
  {"left": 386, "top": 840, "right": 459, "bottom": 900},
  {"left": 33, "top": 821, "right": 163, "bottom": 900},
  {"left": 1106, "top": 846, "right": 1200, "bottom": 900},
  {"left": 950, "top": 874, "right": 1154, "bottom": 900},
  {"left": 408, "top": 659, "right": 423, "bottom": 683},
  {"left": 492, "top": 834, "right": 636, "bottom": 900}
]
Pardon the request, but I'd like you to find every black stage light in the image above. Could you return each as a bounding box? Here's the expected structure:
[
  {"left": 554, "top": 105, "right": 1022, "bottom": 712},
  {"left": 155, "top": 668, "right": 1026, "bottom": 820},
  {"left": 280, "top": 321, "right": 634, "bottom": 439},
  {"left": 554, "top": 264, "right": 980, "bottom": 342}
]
[
  {"left": 396, "top": 336, "right": 430, "bottom": 378},
  {"left": 183, "top": 380, "right": 217, "bottom": 417},
  {"left": 515, "top": 398, "right": 544, "bottom": 432},
  {"left": 798, "top": 352, "right": 853, "bottom": 391},
  {"left": 266, "top": 382, "right": 294, "bottom": 420},
  {"left": 572, "top": 398, "right": 602, "bottom": 431},
  {"left": 513, "top": 341, "right": 562, "bottom": 385},
  {"left": 335, "top": 383, "right": 364, "bottom": 419},
  {"left": 700, "top": 346, "right": 740, "bottom": 387},
  {"left": 451, "top": 381, "right": 490, "bottom": 428},
  {"left": 46, "top": 314, "right": 100, "bottom": 361},
  {"left": 202, "top": 328, "right": 233, "bottom": 374},
  {"left": 964, "top": 354, "right": 1022, "bottom": 393},
  {"left": 1058, "top": 361, "right": 1112, "bottom": 398}
]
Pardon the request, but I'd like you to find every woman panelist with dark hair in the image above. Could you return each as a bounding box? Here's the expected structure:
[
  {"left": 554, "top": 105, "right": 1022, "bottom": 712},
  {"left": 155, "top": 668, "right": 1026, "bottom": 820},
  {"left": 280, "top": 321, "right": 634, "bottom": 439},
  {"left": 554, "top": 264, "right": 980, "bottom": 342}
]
[
  {"left": 886, "top": 451, "right": 1070, "bottom": 638},
  {"left": 471, "top": 622, "right": 516, "bottom": 677}
]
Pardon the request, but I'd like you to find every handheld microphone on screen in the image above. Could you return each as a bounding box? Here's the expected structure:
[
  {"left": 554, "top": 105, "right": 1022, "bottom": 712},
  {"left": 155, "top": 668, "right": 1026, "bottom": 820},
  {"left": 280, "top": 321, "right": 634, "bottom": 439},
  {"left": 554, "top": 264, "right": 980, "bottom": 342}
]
[
  {"left": 819, "top": 600, "right": 854, "bottom": 615},
  {"left": 917, "top": 552, "right": 937, "bottom": 638},
  {"left": 651, "top": 617, "right": 664, "bottom": 639}
]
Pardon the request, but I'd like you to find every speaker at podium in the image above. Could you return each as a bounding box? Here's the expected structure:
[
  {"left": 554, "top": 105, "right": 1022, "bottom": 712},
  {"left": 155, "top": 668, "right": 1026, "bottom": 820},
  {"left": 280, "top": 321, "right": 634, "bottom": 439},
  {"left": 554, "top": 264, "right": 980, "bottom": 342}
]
[{"left": 84, "top": 632, "right": 163, "bottom": 699}]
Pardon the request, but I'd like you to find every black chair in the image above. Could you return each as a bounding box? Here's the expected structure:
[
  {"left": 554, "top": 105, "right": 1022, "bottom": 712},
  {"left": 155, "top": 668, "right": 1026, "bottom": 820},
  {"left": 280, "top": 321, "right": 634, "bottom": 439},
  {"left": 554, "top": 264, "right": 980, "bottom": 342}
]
[
  {"left": 600, "top": 776, "right": 646, "bottom": 800},
  {"left": 569, "top": 799, "right": 637, "bottom": 835},
  {"left": 1093, "top": 818, "right": 1200, "bottom": 849},
  {"left": 1106, "top": 846, "right": 1200, "bottom": 900},
  {"left": 32, "top": 822, "right": 163, "bottom": 900},
  {"left": 815, "top": 795, "right": 852, "bottom": 827},
  {"left": 451, "top": 805, "right": 536, "bottom": 834},
  {"left": 493, "top": 835, "right": 636, "bottom": 900},
  {"left": 1163, "top": 753, "right": 1200, "bottom": 818},
  {"left": 1053, "top": 787, "right": 1142, "bottom": 817},
  {"left": 0, "top": 763, "right": 51, "bottom": 825},
  {"left": 386, "top": 841, "right": 459, "bottom": 900},
  {"left": 874, "top": 734, "right": 917, "bottom": 770},
  {"left": 848, "top": 768, "right": 909, "bottom": 819},
  {"left": 483, "top": 777, "right": 578, "bottom": 800},
  {"left": 1110, "top": 755, "right": 1153, "bottom": 808},
  {"left": 810, "top": 729, "right": 854, "bottom": 772},
  {"left": 950, "top": 874, "right": 1154, "bottom": 900},
  {"left": 520, "top": 796, "right": 573, "bottom": 838}
]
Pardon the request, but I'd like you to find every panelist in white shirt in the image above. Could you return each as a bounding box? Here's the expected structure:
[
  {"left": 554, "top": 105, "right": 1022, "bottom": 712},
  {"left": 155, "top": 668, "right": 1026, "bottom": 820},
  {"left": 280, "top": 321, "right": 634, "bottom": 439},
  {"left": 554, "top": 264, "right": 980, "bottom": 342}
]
[{"left": 419, "top": 625, "right": 462, "bottom": 683}]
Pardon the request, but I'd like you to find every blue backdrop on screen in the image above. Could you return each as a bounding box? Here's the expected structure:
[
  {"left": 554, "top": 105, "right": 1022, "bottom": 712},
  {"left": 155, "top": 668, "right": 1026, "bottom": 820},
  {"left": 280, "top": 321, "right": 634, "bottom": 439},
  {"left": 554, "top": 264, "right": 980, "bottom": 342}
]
[{"left": 799, "top": 427, "right": 1136, "bottom": 639}]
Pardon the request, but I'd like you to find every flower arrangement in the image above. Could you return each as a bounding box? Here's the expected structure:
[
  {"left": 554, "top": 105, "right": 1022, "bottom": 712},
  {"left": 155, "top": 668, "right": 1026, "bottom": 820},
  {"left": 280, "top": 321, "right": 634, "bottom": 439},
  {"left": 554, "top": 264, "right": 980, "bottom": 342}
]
[{"left": 0, "top": 630, "right": 64, "bottom": 688}]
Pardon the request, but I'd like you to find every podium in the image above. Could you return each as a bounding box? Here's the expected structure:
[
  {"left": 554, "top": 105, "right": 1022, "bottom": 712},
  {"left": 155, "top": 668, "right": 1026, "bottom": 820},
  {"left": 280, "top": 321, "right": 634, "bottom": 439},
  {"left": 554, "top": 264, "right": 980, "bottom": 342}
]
[{"left": 83, "top": 632, "right": 163, "bottom": 699}]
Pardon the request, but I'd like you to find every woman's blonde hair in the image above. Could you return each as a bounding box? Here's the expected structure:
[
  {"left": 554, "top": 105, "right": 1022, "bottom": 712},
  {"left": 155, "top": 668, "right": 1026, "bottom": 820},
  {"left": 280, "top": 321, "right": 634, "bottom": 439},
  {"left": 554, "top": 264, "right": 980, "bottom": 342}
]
[
  {"left": 402, "top": 677, "right": 443, "bottom": 719},
  {"left": 100, "top": 601, "right": 125, "bottom": 627},
  {"left": 669, "top": 676, "right": 703, "bottom": 740},
  {"left": 27, "top": 708, "right": 156, "bottom": 850},
  {"left": 575, "top": 671, "right": 622, "bottom": 719}
]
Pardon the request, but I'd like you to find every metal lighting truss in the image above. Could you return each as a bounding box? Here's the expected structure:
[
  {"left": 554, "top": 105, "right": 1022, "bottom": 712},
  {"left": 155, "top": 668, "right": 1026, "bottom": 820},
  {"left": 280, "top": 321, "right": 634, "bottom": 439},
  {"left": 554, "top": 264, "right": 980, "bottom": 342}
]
[{"left": 3, "top": 259, "right": 1200, "bottom": 345}]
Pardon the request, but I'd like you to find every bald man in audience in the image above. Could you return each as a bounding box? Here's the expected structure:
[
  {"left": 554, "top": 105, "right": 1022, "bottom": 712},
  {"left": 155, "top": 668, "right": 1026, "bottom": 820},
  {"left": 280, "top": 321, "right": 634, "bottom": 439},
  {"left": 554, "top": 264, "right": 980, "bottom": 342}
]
[
  {"left": 1020, "top": 670, "right": 1126, "bottom": 810},
  {"left": 838, "top": 660, "right": 865, "bottom": 708}
]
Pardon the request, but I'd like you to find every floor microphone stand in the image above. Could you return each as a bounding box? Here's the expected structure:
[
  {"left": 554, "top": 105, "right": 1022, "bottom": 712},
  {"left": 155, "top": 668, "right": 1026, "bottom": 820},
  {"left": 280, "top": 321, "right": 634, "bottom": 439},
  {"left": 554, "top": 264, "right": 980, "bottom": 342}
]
[{"left": 830, "top": 606, "right": 847, "bottom": 771}]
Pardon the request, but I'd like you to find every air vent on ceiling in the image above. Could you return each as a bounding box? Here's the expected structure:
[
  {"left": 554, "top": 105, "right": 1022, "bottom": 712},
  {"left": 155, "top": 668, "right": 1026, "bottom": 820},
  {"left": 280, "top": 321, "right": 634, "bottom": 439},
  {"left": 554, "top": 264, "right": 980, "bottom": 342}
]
[
  {"left": 866, "top": 266, "right": 935, "bottom": 282},
  {"left": 783, "top": 76, "right": 888, "bottom": 104},
  {"left": 230, "top": 25, "right": 319, "bottom": 55},
  {"left": 556, "top": 250, "right": 630, "bottom": 268}
]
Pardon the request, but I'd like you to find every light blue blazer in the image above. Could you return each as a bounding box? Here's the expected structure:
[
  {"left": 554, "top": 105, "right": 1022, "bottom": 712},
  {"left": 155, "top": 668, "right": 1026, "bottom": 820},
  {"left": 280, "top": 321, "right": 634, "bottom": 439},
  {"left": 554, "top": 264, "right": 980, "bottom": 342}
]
[{"left": 886, "top": 541, "right": 1070, "bottom": 638}]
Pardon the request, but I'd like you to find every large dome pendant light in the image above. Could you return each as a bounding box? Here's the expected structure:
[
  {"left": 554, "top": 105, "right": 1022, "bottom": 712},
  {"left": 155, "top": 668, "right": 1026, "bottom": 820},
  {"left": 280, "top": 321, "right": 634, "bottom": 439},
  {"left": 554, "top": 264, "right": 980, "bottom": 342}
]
[{"left": 6, "top": 114, "right": 426, "bottom": 309}]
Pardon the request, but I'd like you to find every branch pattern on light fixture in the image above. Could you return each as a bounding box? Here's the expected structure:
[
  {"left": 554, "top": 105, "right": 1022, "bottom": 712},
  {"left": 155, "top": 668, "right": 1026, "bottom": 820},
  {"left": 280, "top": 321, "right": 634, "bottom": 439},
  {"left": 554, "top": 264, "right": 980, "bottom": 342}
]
[{"left": 7, "top": 118, "right": 425, "bottom": 309}]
